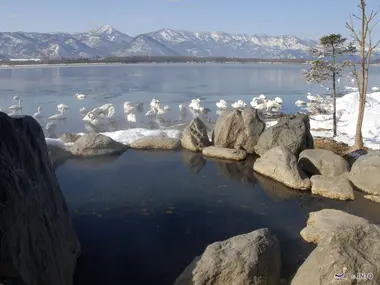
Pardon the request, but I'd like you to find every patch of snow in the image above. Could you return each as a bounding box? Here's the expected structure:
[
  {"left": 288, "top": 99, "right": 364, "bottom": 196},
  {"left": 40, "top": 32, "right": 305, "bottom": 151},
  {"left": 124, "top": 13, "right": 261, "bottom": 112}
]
[
  {"left": 100, "top": 128, "right": 182, "bottom": 145},
  {"left": 45, "top": 128, "right": 182, "bottom": 149},
  {"left": 310, "top": 91, "right": 380, "bottom": 149},
  {"left": 45, "top": 138, "right": 66, "bottom": 148}
]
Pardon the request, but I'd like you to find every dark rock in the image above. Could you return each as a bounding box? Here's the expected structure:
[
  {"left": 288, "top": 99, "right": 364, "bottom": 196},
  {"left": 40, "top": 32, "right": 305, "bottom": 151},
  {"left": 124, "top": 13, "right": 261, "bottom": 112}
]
[
  {"left": 254, "top": 114, "right": 313, "bottom": 156},
  {"left": 181, "top": 117, "right": 211, "bottom": 152},
  {"left": 213, "top": 108, "right": 265, "bottom": 154},
  {"left": 0, "top": 113, "right": 80, "bottom": 285}
]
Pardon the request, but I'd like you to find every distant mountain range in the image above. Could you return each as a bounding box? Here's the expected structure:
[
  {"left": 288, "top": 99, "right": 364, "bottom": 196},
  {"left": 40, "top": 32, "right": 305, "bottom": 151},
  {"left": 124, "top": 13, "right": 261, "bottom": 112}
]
[{"left": 1, "top": 25, "right": 379, "bottom": 60}]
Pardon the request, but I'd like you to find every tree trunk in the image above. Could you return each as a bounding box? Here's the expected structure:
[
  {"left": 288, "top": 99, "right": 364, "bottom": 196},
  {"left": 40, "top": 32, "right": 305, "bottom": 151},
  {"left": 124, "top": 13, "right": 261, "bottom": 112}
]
[
  {"left": 332, "top": 72, "right": 337, "bottom": 137},
  {"left": 355, "top": 0, "right": 367, "bottom": 149},
  {"left": 355, "top": 94, "right": 365, "bottom": 149}
]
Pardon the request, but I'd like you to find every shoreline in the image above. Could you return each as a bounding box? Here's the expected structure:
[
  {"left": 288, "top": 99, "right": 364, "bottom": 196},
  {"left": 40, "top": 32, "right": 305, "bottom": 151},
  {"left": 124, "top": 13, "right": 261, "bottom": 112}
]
[
  {"left": 0, "top": 61, "right": 378, "bottom": 69},
  {"left": 0, "top": 61, "right": 306, "bottom": 69}
]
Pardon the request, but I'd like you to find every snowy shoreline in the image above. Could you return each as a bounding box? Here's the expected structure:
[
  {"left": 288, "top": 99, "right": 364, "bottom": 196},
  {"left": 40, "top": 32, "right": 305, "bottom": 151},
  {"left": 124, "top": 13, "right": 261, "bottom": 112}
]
[
  {"left": 309, "top": 91, "right": 380, "bottom": 150},
  {"left": 45, "top": 90, "right": 380, "bottom": 151}
]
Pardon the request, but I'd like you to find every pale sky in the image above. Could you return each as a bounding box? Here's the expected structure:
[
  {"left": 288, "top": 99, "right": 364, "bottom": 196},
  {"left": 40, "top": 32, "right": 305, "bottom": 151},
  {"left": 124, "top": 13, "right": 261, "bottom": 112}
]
[{"left": 0, "top": 0, "right": 379, "bottom": 39}]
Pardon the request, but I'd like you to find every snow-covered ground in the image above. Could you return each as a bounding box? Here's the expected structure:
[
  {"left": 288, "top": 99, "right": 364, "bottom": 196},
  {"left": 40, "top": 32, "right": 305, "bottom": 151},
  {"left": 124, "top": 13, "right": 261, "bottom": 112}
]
[
  {"left": 46, "top": 128, "right": 183, "bottom": 149},
  {"left": 309, "top": 91, "right": 380, "bottom": 149}
]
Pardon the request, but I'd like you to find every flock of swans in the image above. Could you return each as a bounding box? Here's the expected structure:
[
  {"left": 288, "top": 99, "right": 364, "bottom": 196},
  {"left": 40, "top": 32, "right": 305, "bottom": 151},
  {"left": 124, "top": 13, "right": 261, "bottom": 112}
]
[{"left": 1, "top": 85, "right": 379, "bottom": 135}]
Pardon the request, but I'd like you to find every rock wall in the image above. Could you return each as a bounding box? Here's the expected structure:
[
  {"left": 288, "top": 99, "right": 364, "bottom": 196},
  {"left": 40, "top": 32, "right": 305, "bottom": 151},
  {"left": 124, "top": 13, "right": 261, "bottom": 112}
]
[{"left": 0, "top": 113, "right": 81, "bottom": 285}]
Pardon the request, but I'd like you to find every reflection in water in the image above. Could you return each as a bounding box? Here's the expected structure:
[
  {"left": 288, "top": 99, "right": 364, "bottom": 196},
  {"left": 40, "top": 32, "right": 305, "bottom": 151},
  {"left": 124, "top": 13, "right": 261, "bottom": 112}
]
[
  {"left": 254, "top": 172, "right": 306, "bottom": 202},
  {"left": 212, "top": 155, "right": 257, "bottom": 184},
  {"left": 181, "top": 151, "right": 206, "bottom": 174},
  {"left": 55, "top": 150, "right": 380, "bottom": 285}
]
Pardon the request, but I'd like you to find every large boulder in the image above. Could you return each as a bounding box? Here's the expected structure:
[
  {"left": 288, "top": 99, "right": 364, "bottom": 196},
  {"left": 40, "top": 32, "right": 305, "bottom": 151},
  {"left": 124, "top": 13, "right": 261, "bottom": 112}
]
[
  {"left": 181, "top": 117, "right": 211, "bottom": 152},
  {"left": 291, "top": 224, "right": 380, "bottom": 285},
  {"left": 0, "top": 113, "right": 80, "bottom": 285},
  {"left": 300, "top": 209, "right": 370, "bottom": 244},
  {"left": 212, "top": 108, "right": 265, "bottom": 154},
  {"left": 254, "top": 114, "right": 313, "bottom": 156},
  {"left": 129, "top": 137, "right": 181, "bottom": 150},
  {"left": 310, "top": 175, "right": 354, "bottom": 201},
  {"left": 202, "top": 146, "right": 247, "bottom": 161},
  {"left": 349, "top": 151, "right": 380, "bottom": 195},
  {"left": 70, "top": 134, "right": 127, "bottom": 157},
  {"left": 174, "top": 228, "right": 281, "bottom": 285},
  {"left": 253, "top": 146, "right": 311, "bottom": 190},
  {"left": 298, "top": 149, "right": 350, "bottom": 176},
  {"left": 60, "top": 132, "right": 82, "bottom": 144},
  {"left": 364, "top": 195, "right": 380, "bottom": 204}
]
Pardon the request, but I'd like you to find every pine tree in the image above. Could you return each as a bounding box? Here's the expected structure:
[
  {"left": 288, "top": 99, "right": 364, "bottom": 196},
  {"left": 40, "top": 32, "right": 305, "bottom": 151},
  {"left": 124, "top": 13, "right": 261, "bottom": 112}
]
[{"left": 302, "top": 34, "right": 356, "bottom": 137}]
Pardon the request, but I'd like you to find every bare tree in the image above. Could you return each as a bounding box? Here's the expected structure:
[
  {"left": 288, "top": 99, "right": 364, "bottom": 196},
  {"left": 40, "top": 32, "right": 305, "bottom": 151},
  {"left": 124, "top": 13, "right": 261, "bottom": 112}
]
[
  {"left": 302, "top": 34, "right": 356, "bottom": 137},
  {"left": 346, "top": 0, "right": 380, "bottom": 149}
]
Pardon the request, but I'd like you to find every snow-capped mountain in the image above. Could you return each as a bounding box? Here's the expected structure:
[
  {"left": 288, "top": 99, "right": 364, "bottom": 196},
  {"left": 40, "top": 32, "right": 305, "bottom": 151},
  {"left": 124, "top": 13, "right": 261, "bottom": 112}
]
[
  {"left": 116, "top": 34, "right": 179, "bottom": 56},
  {"left": 147, "top": 29, "right": 316, "bottom": 59},
  {"left": 75, "top": 25, "right": 132, "bottom": 55},
  {"left": 0, "top": 25, "right": 378, "bottom": 59}
]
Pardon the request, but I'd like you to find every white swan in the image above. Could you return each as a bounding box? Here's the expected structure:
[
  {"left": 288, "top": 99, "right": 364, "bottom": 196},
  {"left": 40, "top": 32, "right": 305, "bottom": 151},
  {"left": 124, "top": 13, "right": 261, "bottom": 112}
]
[
  {"left": 250, "top": 98, "right": 261, "bottom": 108},
  {"left": 33, "top": 106, "right": 42, "bottom": 119},
  {"left": 265, "top": 100, "right": 282, "bottom": 112},
  {"left": 150, "top": 99, "right": 161, "bottom": 109},
  {"left": 127, "top": 113, "right": 136, "bottom": 123},
  {"left": 49, "top": 108, "right": 66, "bottom": 120},
  {"left": 46, "top": 121, "right": 56, "bottom": 132},
  {"left": 189, "top": 99, "right": 204, "bottom": 112},
  {"left": 124, "top": 101, "right": 135, "bottom": 113},
  {"left": 57, "top": 103, "right": 69, "bottom": 111},
  {"left": 179, "top": 104, "right": 186, "bottom": 113},
  {"left": 87, "top": 112, "right": 103, "bottom": 126},
  {"left": 231, "top": 100, "right": 247, "bottom": 109},
  {"left": 189, "top": 98, "right": 201, "bottom": 110},
  {"left": 9, "top": 97, "right": 23, "bottom": 113},
  {"left": 345, "top": 86, "right": 359, "bottom": 92},
  {"left": 274, "top": 97, "right": 283, "bottom": 104},
  {"left": 307, "top": 93, "right": 318, "bottom": 102},
  {"left": 107, "top": 106, "right": 116, "bottom": 122},
  {"left": 216, "top": 100, "right": 228, "bottom": 109},
  {"left": 75, "top": 93, "right": 86, "bottom": 100},
  {"left": 145, "top": 106, "right": 157, "bottom": 120},
  {"left": 80, "top": 107, "right": 88, "bottom": 115},
  {"left": 295, "top": 100, "right": 307, "bottom": 106},
  {"left": 157, "top": 106, "right": 169, "bottom": 116},
  {"left": 258, "top": 94, "right": 267, "bottom": 100}
]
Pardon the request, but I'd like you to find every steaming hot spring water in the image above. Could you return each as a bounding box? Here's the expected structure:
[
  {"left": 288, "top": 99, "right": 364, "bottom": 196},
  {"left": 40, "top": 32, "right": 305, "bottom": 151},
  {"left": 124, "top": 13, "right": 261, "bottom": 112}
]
[{"left": 1, "top": 63, "right": 380, "bottom": 285}]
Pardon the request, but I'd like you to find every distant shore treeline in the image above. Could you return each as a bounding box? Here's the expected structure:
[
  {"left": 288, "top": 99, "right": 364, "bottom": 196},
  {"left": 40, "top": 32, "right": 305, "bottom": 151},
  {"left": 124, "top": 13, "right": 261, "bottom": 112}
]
[
  {"left": 0, "top": 56, "right": 308, "bottom": 66},
  {"left": 1, "top": 56, "right": 379, "bottom": 66}
]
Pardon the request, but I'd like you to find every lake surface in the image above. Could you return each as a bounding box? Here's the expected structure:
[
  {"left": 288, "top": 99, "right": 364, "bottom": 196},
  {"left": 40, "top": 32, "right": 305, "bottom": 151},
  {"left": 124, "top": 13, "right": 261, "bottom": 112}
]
[
  {"left": 2, "top": 63, "right": 380, "bottom": 284},
  {"left": 1, "top": 63, "right": 379, "bottom": 136},
  {"left": 55, "top": 150, "right": 380, "bottom": 285}
]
